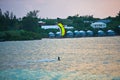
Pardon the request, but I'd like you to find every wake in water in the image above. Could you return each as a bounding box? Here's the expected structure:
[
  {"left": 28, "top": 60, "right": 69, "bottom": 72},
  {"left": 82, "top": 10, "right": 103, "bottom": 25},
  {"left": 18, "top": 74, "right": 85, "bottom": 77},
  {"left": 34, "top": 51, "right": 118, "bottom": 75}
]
[
  {"left": 1, "top": 58, "right": 58, "bottom": 67},
  {"left": 27, "top": 58, "right": 57, "bottom": 63}
]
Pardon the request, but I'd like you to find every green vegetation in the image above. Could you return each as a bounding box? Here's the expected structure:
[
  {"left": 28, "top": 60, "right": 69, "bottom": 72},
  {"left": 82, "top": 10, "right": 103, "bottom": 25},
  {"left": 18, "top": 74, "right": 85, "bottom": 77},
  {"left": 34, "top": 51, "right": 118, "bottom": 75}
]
[
  {"left": 0, "top": 30, "right": 42, "bottom": 41},
  {"left": 0, "top": 9, "right": 42, "bottom": 41},
  {"left": 0, "top": 9, "right": 120, "bottom": 41}
]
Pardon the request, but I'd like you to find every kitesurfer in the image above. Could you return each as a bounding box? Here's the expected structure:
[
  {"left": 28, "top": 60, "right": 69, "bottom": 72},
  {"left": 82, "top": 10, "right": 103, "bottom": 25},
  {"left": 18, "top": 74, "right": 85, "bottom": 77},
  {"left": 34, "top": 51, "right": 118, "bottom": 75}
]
[{"left": 58, "top": 56, "right": 60, "bottom": 61}]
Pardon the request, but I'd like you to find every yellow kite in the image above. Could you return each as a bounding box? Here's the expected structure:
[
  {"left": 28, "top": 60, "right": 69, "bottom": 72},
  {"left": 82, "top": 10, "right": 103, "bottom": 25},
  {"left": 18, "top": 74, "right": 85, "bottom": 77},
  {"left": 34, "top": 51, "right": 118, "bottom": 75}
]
[{"left": 57, "top": 23, "right": 66, "bottom": 36}]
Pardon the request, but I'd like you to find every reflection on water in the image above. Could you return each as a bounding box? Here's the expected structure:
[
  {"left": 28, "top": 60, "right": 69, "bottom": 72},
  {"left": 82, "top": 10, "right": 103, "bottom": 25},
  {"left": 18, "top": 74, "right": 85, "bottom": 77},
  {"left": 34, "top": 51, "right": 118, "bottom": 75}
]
[{"left": 0, "top": 37, "right": 120, "bottom": 80}]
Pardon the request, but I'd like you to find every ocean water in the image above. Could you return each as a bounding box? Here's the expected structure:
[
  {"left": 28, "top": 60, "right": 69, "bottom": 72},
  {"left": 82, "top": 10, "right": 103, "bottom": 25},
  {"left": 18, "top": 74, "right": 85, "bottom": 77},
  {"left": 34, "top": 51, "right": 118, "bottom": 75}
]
[{"left": 0, "top": 37, "right": 120, "bottom": 80}]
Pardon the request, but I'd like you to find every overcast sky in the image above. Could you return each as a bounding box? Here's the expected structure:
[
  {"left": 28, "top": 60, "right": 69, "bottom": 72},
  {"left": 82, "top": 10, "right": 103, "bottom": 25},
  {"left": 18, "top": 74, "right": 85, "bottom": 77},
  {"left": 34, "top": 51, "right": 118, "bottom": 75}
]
[{"left": 0, "top": 0, "right": 120, "bottom": 19}]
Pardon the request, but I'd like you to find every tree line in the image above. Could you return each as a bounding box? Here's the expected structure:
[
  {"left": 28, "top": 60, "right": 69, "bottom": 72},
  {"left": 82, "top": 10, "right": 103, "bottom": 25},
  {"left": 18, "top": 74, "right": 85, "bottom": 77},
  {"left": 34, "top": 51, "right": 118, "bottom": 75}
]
[
  {"left": 0, "top": 9, "right": 42, "bottom": 41},
  {"left": 0, "top": 9, "right": 120, "bottom": 41}
]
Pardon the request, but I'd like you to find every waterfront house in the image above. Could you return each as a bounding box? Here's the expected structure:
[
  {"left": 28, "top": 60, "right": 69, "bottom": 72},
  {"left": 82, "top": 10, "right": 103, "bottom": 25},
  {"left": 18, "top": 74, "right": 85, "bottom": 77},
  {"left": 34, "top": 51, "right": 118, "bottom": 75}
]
[{"left": 91, "top": 22, "right": 106, "bottom": 28}]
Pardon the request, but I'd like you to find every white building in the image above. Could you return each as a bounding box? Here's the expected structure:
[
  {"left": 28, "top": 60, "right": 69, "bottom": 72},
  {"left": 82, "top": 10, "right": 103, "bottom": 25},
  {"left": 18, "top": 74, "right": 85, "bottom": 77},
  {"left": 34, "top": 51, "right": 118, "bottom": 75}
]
[
  {"left": 91, "top": 22, "right": 106, "bottom": 28},
  {"left": 107, "top": 30, "right": 115, "bottom": 36},
  {"left": 86, "top": 30, "right": 94, "bottom": 37},
  {"left": 79, "top": 30, "right": 86, "bottom": 37},
  {"left": 48, "top": 32, "right": 55, "bottom": 38},
  {"left": 41, "top": 25, "right": 74, "bottom": 29},
  {"left": 66, "top": 31, "right": 74, "bottom": 37},
  {"left": 118, "top": 25, "right": 120, "bottom": 28},
  {"left": 38, "top": 21, "right": 46, "bottom": 25}
]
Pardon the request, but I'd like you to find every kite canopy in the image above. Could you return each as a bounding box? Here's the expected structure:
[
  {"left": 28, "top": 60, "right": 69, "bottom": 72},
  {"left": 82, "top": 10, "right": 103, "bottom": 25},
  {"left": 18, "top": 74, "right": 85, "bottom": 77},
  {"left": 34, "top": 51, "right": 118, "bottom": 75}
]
[{"left": 57, "top": 23, "right": 66, "bottom": 36}]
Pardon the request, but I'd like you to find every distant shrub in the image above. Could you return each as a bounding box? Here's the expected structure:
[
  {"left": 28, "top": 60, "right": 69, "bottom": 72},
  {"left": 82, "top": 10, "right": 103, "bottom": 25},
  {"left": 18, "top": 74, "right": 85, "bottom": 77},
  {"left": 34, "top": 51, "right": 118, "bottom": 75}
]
[
  {"left": 5, "top": 30, "right": 21, "bottom": 40},
  {"left": 0, "top": 32, "right": 6, "bottom": 41},
  {"left": 0, "top": 30, "right": 42, "bottom": 41},
  {"left": 20, "top": 30, "right": 42, "bottom": 40}
]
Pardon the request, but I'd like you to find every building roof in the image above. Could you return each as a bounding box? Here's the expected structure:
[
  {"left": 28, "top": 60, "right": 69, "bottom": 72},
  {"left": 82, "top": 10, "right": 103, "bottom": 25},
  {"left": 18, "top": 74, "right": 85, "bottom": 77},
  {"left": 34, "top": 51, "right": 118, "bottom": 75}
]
[
  {"left": 41, "top": 25, "right": 74, "bottom": 29},
  {"left": 91, "top": 22, "right": 106, "bottom": 25}
]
